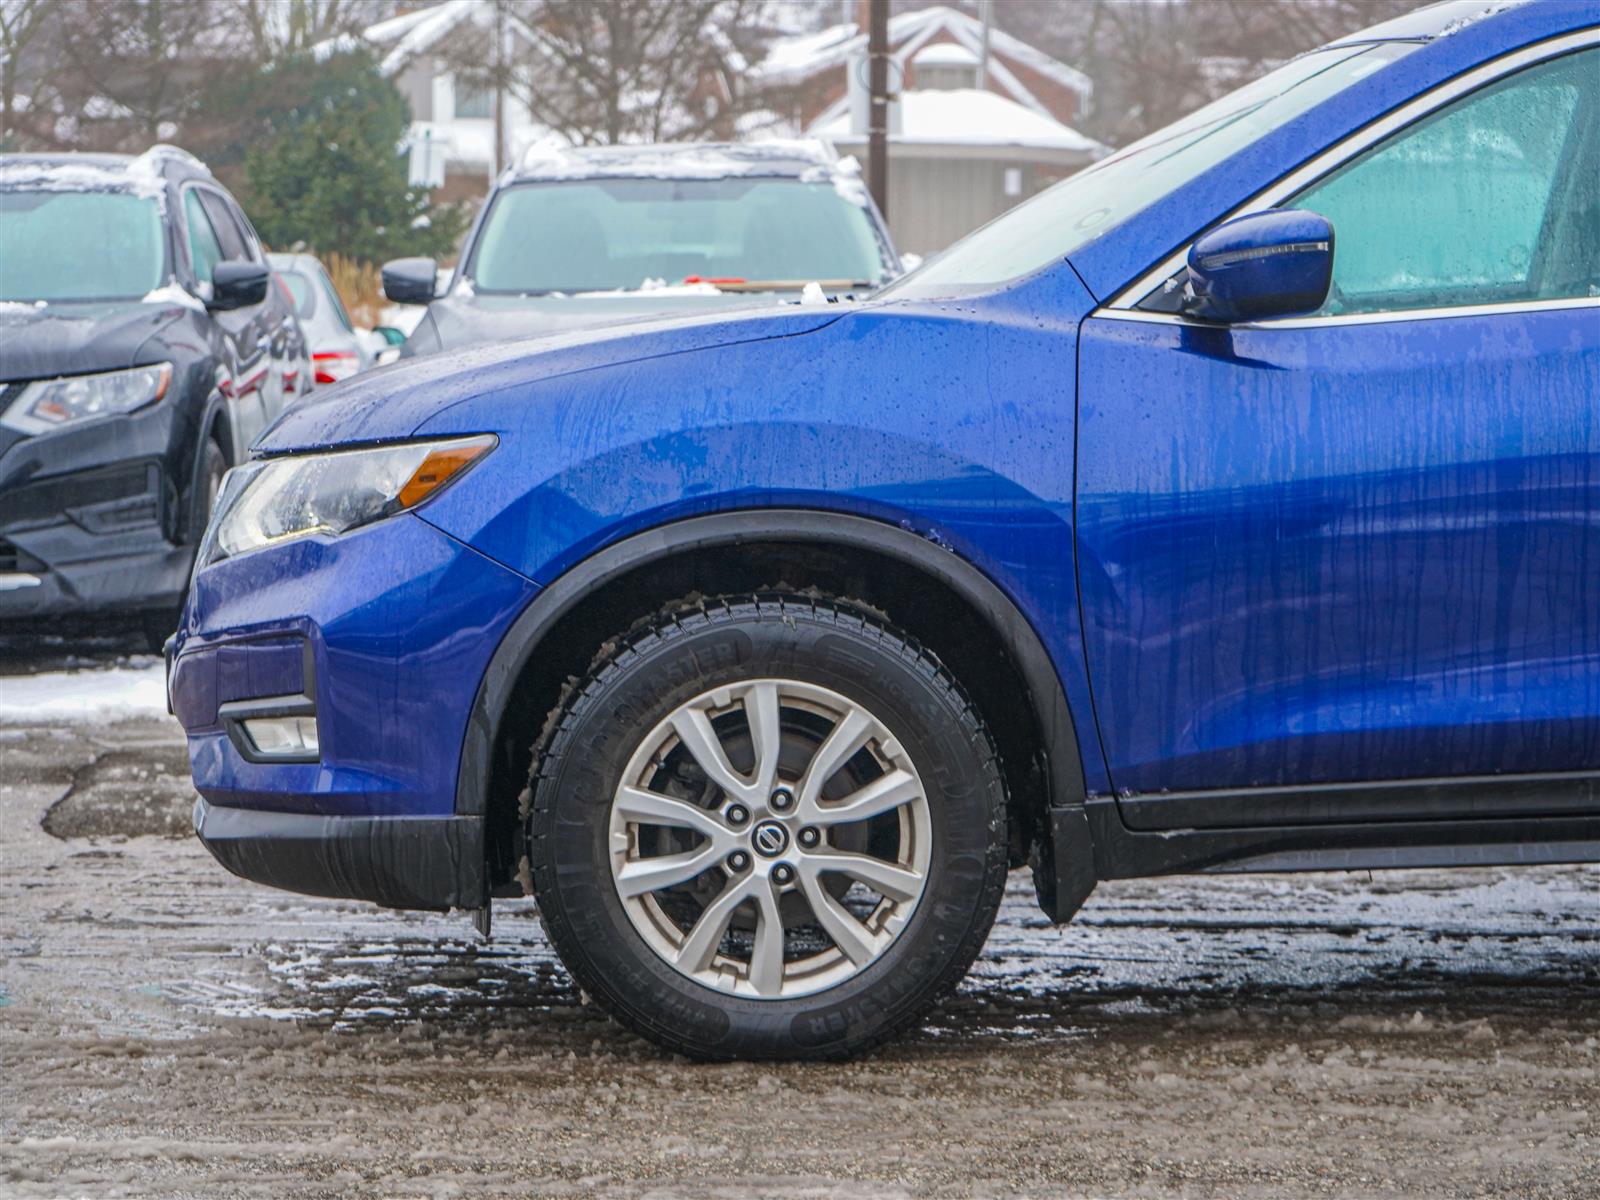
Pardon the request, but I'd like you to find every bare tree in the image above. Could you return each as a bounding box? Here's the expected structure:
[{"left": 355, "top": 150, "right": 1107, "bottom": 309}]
[
  {"left": 228, "top": 0, "right": 393, "bottom": 62},
  {"left": 434, "top": 0, "right": 775, "bottom": 146},
  {"left": 41, "top": 0, "right": 241, "bottom": 150},
  {"left": 1005, "top": 0, "right": 1422, "bottom": 148},
  {"left": 0, "top": 0, "right": 57, "bottom": 145}
]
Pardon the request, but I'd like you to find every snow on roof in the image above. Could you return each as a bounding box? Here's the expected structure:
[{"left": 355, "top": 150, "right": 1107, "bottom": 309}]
[
  {"left": 371, "top": 0, "right": 476, "bottom": 74},
  {"left": 817, "top": 89, "right": 1105, "bottom": 156},
  {"left": 513, "top": 138, "right": 843, "bottom": 182},
  {"left": 318, "top": 0, "right": 529, "bottom": 76},
  {"left": 754, "top": 6, "right": 1092, "bottom": 101},
  {"left": 359, "top": 1, "right": 462, "bottom": 46},
  {"left": 0, "top": 150, "right": 175, "bottom": 198},
  {"left": 912, "top": 41, "right": 979, "bottom": 67}
]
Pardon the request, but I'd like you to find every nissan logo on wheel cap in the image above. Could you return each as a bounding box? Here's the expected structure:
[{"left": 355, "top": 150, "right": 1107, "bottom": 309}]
[{"left": 752, "top": 820, "right": 790, "bottom": 858}]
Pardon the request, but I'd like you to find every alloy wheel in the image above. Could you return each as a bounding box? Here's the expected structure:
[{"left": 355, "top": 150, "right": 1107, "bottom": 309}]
[{"left": 608, "top": 678, "right": 932, "bottom": 999}]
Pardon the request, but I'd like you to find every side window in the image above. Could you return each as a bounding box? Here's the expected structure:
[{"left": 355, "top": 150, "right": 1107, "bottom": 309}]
[
  {"left": 197, "top": 191, "right": 247, "bottom": 262},
  {"left": 226, "top": 200, "right": 266, "bottom": 263},
  {"left": 184, "top": 190, "right": 224, "bottom": 286},
  {"left": 1293, "top": 47, "right": 1597, "bottom": 315},
  {"left": 318, "top": 267, "right": 355, "bottom": 332}
]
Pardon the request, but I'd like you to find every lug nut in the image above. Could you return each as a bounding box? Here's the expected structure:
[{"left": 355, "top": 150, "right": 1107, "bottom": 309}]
[
  {"left": 769, "top": 786, "right": 795, "bottom": 812},
  {"left": 725, "top": 803, "right": 750, "bottom": 826},
  {"left": 797, "top": 826, "right": 820, "bottom": 849},
  {"left": 771, "top": 863, "right": 795, "bottom": 885},
  {"left": 727, "top": 851, "right": 751, "bottom": 872}
]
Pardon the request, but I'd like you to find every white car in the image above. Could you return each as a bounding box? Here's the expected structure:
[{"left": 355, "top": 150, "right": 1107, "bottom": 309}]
[{"left": 267, "top": 253, "right": 381, "bottom": 385}]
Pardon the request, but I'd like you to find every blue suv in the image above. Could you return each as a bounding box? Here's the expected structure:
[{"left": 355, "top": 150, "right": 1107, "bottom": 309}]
[{"left": 171, "top": 0, "right": 1600, "bottom": 1060}]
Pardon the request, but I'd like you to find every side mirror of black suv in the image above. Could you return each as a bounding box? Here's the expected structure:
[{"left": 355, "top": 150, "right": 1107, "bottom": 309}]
[
  {"left": 381, "top": 257, "right": 438, "bottom": 305},
  {"left": 209, "top": 261, "right": 270, "bottom": 310}
]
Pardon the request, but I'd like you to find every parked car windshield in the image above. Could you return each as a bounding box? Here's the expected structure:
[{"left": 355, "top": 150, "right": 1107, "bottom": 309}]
[
  {"left": 469, "top": 177, "right": 890, "bottom": 293},
  {"left": 0, "top": 189, "right": 166, "bottom": 302},
  {"left": 884, "top": 41, "right": 1418, "bottom": 299}
]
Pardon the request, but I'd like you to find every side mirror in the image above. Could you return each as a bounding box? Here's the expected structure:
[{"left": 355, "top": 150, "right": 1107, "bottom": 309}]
[
  {"left": 1184, "top": 209, "right": 1333, "bottom": 323},
  {"left": 381, "top": 257, "right": 438, "bottom": 305},
  {"left": 374, "top": 324, "right": 407, "bottom": 347},
  {"left": 209, "top": 261, "right": 270, "bottom": 311}
]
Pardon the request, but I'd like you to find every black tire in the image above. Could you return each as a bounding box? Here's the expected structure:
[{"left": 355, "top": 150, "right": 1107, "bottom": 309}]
[
  {"left": 141, "top": 437, "right": 225, "bottom": 653},
  {"left": 526, "top": 593, "right": 1008, "bottom": 1060},
  {"left": 189, "top": 437, "right": 227, "bottom": 545}
]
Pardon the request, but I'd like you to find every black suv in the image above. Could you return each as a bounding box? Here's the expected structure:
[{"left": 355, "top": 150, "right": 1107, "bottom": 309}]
[{"left": 0, "top": 146, "right": 309, "bottom": 644}]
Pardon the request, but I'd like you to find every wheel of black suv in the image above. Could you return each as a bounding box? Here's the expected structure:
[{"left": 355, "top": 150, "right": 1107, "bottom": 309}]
[
  {"left": 190, "top": 437, "right": 226, "bottom": 544},
  {"left": 139, "top": 438, "right": 227, "bottom": 652},
  {"left": 526, "top": 594, "right": 1008, "bottom": 1060}
]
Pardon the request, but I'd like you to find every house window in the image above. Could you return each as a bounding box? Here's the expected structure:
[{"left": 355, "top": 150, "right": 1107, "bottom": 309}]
[{"left": 455, "top": 80, "right": 493, "bottom": 119}]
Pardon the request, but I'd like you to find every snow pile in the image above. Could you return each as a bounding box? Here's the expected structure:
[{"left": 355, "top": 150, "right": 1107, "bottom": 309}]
[
  {"left": 140, "top": 281, "right": 204, "bottom": 311},
  {"left": 802, "top": 154, "right": 869, "bottom": 207},
  {"left": 377, "top": 304, "right": 426, "bottom": 336},
  {"left": 0, "top": 662, "right": 167, "bottom": 722}
]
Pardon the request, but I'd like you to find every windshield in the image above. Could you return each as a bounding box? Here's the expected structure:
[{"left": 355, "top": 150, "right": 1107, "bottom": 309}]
[
  {"left": 0, "top": 189, "right": 166, "bottom": 302},
  {"left": 885, "top": 42, "right": 1417, "bottom": 299},
  {"left": 468, "top": 177, "right": 891, "bottom": 294}
]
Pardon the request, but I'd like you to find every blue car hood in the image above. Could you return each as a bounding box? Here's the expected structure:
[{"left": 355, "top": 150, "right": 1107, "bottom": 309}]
[{"left": 256, "top": 304, "right": 844, "bottom": 453}]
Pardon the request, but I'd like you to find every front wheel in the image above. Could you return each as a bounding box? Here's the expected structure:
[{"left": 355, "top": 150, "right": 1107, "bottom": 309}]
[{"left": 526, "top": 594, "right": 1008, "bottom": 1060}]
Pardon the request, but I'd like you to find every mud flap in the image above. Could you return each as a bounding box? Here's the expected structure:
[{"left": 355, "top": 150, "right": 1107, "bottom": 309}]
[{"left": 1032, "top": 805, "right": 1097, "bottom": 923}]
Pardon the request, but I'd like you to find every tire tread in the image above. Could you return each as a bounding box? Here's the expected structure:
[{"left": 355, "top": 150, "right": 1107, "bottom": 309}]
[{"left": 526, "top": 592, "right": 1008, "bottom": 1060}]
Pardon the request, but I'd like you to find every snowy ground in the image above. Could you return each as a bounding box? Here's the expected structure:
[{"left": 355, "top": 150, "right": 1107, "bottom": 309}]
[{"left": 0, "top": 651, "right": 1597, "bottom": 1198}]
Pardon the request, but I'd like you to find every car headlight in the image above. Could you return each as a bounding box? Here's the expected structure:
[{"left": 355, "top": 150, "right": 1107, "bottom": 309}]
[
  {"left": 201, "top": 435, "right": 496, "bottom": 566},
  {"left": 0, "top": 363, "right": 172, "bottom": 435}
]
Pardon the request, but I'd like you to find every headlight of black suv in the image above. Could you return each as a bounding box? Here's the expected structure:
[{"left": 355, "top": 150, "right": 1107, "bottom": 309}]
[{"left": 0, "top": 363, "right": 172, "bottom": 434}]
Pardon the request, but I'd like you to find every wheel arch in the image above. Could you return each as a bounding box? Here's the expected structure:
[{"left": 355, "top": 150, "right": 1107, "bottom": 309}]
[
  {"left": 201, "top": 394, "right": 237, "bottom": 466},
  {"left": 456, "top": 509, "right": 1097, "bottom": 919}
]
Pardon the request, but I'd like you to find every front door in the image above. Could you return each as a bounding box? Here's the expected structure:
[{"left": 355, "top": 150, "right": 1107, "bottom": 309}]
[{"left": 1075, "top": 44, "right": 1600, "bottom": 821}]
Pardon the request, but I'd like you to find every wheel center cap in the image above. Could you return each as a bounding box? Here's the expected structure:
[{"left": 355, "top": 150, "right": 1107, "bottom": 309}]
[{"left": 751, "top": 820, "right": 790, "bottom": 858}]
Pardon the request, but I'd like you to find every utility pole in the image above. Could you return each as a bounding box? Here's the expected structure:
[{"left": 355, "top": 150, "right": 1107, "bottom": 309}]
[
  {"left": 867, "top": 0, "right": 889, "bottom": 218},
  {"left": 492, "top": 0, "right": 507, "bottom": 177},
  {"left": 977, "top": 0, "right": 992, "bottom": 89}
]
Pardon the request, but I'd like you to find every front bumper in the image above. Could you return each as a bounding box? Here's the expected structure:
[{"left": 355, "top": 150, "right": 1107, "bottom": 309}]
[
  {"left": 0, "top": 406, "right": 194, "bottom": 618},
  {"left": 170, "top": 510, "right": 539, "bottom": 909},
  {"left": 193, "top": 797, "right": 485, "bottom": 911},
  {"left": 0, "top": 542, "right": 191, "bottom": 619},
  {"left": 0, "top": 468, "right": 192, "bottom": 618}
]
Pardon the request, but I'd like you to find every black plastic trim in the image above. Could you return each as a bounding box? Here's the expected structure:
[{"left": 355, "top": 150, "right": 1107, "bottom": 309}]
[
  {"left": 193, "top": 797, "right": 484, "bottom": 912},
  {"left": 1121, "top": 770, "right": 1600, "bottom": 830},
  {"left": 1084, "top": 795, "right": 1600, "bottom": 878}
]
